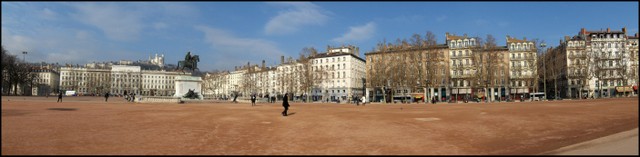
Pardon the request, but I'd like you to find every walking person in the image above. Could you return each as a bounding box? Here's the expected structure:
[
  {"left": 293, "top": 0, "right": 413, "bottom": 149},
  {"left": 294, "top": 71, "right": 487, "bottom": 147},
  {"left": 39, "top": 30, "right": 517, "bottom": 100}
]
[
  {"left": 105, "top": 92, "right": 110, "bottom": 102},
  {"left": 282, "top": 93, "right": 290, "bottom": 116},
  {"left": 131, "top": 93, "right": 136, "bottom": 102},
  {"left": 362, "top": 95, "right": 366, "bottom": 106},
  {"left": 124, "top": 90, "right": 129, "bottom": 101},
  {"left": 233, "top": 94, "right": 238, "bottom": 103},
  {"left": 251, "top": 94, "right": 256, "bottom": 106},
  {"left": 57, "top": 92, "right": 63, "bottom": 103}
]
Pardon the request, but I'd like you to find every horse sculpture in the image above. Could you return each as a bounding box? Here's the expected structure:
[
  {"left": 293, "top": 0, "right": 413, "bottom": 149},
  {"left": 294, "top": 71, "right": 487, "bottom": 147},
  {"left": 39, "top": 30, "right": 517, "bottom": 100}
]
[{"left": 177, "top": 51, "right": 200, "bottom": 73}]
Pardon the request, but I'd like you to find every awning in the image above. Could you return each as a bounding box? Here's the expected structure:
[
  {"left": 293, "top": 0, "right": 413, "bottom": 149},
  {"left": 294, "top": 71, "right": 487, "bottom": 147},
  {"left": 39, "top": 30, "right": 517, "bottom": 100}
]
[{"left": 615, "top": 86, "right": 633, "bottom": 92}]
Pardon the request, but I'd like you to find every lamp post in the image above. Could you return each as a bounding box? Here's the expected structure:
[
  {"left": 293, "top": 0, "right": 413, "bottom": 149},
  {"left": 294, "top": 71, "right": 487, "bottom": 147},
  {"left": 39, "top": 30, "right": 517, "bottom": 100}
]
[
  {"left": 22, "top": 51, "right": 27, "bottom": 62},
  {"left": 540, "top": 42, "right": 547, "bottom": 100}
]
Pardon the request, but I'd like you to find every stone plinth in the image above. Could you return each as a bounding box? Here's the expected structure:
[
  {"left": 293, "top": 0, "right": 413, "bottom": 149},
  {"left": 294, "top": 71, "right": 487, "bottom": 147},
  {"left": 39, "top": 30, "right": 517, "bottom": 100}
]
[{"left": 174, "top": 76, "right": 203, "bottom": 100}]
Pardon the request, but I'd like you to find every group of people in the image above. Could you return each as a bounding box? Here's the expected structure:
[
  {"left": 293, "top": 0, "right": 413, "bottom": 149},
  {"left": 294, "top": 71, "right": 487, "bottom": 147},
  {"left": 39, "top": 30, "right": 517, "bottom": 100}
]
[
  {"left": 123, "top": 91, "right": 136, "bottom": 102},
  {"left": 354, "top": 95, "right": 366, "bottom": 106}
]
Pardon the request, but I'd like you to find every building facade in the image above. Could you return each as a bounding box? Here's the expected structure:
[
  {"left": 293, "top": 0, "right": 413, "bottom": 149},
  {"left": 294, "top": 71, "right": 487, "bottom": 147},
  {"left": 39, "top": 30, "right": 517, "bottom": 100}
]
[
  {"left": 59, "top": 64, "right": 191, "bottom": 96},
  {"left": 201, "top": 45, "right": 366, "bottom": 102},
  {"left": 31, "top": 64, "right": 60, "bottom": 96},
  {"left": 542, "top": 27, "right": 638, "bottom": 99},
  {"left": 311, "top": 45, "right": 366, "bottom": 102},
  {"left": 506, "top": 36, "right": 538, "bottom": 100}
]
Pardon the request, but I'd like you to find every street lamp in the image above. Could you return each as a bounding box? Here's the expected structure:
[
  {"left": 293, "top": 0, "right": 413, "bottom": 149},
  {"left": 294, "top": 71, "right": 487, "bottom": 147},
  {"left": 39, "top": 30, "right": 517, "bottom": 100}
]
[
  {"left": 22, "top": 51, "right": 27, "bottom": 62},
  {"left": 540, "top": 42, "right": 547, "bottom": 100}
]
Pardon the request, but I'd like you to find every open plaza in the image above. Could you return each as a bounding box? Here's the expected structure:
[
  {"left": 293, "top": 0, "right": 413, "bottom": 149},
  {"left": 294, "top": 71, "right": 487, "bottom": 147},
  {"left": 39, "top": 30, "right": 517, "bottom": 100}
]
[{"left": 1, "top": 96, "right": 637, "bottom": 155}]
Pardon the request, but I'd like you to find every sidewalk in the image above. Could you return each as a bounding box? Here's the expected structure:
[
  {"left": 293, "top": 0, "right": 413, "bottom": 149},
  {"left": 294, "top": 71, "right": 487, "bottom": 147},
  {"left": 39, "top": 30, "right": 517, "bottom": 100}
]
[{"left": 543, "top": 128, "right": 639, "bottom": 155}]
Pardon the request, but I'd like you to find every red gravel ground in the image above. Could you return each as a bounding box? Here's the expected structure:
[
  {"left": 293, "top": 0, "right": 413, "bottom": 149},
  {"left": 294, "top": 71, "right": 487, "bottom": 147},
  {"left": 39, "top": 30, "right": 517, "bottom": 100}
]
[{"left": 1, "top": 96, "right": 638, "bottom": 155}]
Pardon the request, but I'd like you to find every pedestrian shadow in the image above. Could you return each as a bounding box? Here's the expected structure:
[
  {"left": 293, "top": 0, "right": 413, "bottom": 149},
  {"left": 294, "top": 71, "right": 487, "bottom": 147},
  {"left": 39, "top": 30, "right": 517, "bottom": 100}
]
[
  {"left": 287, "top": 112, "right": 296, "bottom": 116},
  {"left": 47, "top": 108, "right": 77, "bottom": 111}
]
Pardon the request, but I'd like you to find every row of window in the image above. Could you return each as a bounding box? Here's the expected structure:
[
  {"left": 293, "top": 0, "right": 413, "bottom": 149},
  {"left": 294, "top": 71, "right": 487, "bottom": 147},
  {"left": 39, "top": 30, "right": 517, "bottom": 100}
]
[
  {"left": 314, "top": 56, "right": 348, "bottom": 64},
  {"left": 451, "top": 80, "right": 530, "bottom": 87},
  {"left": 448, "top": 39, "right": 477, "bottom": 48},
  {"left": 509, "top": 42, "right": 535, "bottom": 51},
  {"left": 591, "top": 42, "right": 627, "bottom": 49},
  {"left": 314, "top": 89, "right": 348, "bottom": 94},
  {"left": 591, "top": 33, "right": 625, "bottom": 39}
]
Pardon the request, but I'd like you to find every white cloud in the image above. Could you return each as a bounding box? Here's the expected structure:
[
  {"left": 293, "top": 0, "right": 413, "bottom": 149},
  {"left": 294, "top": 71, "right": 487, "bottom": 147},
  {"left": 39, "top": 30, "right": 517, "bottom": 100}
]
[
  {"left": 71, "top": 3, "right": 144, "bottom": 42},
  {"left": 2, "top": 26, "right": 103, "bottom": 64},
  {"left": 196, "top": 25, "right": 285, "bottom": 69},
  {"left": 264, "top": 2, "right": 330, "bottom": 35},
  {"left": 331, "top": 22, "right": 376, "bottom": 43},
  {"left": 40, "top": 8, "right": 57, "bottom": 20}
]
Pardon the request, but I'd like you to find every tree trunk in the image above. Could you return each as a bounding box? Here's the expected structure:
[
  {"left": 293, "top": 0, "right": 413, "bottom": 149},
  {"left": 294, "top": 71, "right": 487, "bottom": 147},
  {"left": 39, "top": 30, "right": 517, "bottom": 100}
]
[{"left": 13, "top": 83, "right": 18, "bottom": 96}]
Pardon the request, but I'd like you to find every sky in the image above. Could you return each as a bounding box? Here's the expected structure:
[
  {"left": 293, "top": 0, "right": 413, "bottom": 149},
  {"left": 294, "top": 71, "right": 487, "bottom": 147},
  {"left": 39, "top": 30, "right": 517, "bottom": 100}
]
[{"left": 2, "top": 2, "right": 638, "bottom": 72}]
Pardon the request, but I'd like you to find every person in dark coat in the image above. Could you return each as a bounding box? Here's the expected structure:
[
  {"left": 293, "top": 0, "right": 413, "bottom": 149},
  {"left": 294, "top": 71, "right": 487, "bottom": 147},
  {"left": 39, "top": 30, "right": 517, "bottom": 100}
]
[
  {"left": 105, "top": 92, "right": 110, "bottom": 102},
  {"left": 57, "top": 92, "right": 63, "bottom": 102},
  {"left": 251, "top": 94, "right": 256, "bottom": 106},
  {"left": 282, "top": 93, "right": 290, "bottom": 116},
  {"left": 233, "top": 94, "right": 238, "bottom": 103}
]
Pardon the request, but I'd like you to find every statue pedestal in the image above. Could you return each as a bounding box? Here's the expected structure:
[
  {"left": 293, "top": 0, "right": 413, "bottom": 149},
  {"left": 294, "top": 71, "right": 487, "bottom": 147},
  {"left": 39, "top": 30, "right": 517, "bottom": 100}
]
[{"left": 174, "top": 76, "right": 203, "bottom": 100}]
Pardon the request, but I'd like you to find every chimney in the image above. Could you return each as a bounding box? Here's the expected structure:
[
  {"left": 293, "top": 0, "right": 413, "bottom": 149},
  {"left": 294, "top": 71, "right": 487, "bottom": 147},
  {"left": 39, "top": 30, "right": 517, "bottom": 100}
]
[
  {"left": 281, "top": 56, "right": 285, "bottom": 64},
  {"left": 622, "top": 27, "right": 627, "bottom": 34},
  {"left": 607, "top": 27, "right": 610, "bottom": 33},
  {"left": 262, "top": 60, "right": 265, "bottom": 69},
  {"left": 581, "top": 28, "right": 586, "bottom": 34},
  {"left": 523, "top": 37, "right": 526, "bottom": 41},
  {"left": 564, "top": 36, "right": 570, "bottom": 41}
]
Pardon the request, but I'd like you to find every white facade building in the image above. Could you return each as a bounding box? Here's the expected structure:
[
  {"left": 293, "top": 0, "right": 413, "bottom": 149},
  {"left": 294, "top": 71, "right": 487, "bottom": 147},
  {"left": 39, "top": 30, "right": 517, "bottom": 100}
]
[
  {"left": 201, "top": 45, "right": 366, "bottom": 102},
  {"left": 310, "top": 45, "right": 366, "bottom": 102},
  {"left": 59, "top": 64, "right": 191, "bottom": 96},
  {"left": 31, "top": 65, "right": 60, "bottom": 96}
]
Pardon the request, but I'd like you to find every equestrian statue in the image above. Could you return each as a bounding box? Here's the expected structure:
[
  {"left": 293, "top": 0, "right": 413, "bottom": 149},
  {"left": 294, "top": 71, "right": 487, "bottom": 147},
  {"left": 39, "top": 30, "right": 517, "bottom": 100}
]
[{"left": 177, "top": 51, "right": 200, "bottom": 73}]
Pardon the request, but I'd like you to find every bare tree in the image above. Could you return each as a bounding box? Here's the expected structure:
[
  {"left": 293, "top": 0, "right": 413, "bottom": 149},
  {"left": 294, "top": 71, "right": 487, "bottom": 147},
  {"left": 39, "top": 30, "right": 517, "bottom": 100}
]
[
  {"left": 628, "top": 47, "right": 639, "bottom": 97},
  {"left": 546, "top": 46, "right": 563, "bottom": 99},
  {"left": 2, "top": 46, "right": 17, "bottom": 95},
  {"left": 424, "top": 31, "right": 440, "bottom": 102}
]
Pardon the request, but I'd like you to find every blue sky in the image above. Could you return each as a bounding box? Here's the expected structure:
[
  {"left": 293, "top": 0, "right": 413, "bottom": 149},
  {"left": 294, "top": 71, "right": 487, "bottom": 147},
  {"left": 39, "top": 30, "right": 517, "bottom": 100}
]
[{"left": 2, "top": 2, "right": 638, "bottom": 71}]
